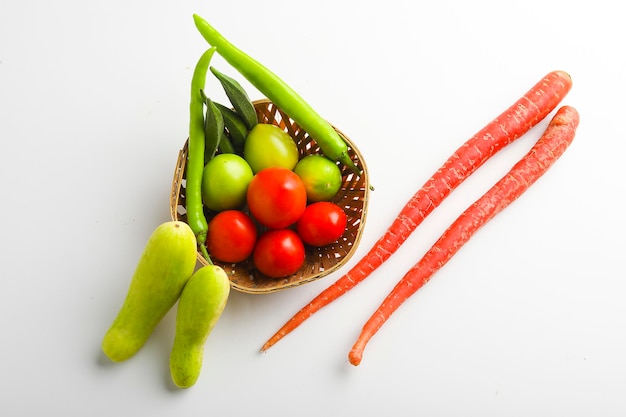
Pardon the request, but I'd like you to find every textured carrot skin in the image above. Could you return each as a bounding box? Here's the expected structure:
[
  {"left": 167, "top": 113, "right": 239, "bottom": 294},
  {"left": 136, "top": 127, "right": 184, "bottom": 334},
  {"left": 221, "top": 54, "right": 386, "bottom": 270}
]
[
  {"left": 348, "top": 105, "right": 580, "bottom": 366},
  {"left": 262, "top": 71, "right": 572, "bottom": 351}
]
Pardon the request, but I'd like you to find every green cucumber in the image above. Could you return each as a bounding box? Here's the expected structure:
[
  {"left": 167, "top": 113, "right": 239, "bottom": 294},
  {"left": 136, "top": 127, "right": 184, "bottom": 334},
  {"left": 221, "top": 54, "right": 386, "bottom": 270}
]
[
  {"left": 102, "top": 221, "right": 197, "bottom": 362},
  {"left": 169, "top": 265, "right": 230, "bottom": 388}
]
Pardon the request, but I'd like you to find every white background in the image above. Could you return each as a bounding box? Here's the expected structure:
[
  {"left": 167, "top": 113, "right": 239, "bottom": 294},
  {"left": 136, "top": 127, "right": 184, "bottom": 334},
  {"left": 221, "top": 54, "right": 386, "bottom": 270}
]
[{"left": 1, "top": 0, "right": 625, "bottom": 415}]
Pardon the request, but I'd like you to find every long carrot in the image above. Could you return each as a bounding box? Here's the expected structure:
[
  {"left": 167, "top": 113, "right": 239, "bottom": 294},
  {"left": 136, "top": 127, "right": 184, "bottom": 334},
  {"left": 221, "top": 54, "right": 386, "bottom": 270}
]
[
  {"left": 348, "top": 105, "right": 580, "bottom": 366},
  {"left": 261, "top": 71, "right": 572, "bottom": 352}
]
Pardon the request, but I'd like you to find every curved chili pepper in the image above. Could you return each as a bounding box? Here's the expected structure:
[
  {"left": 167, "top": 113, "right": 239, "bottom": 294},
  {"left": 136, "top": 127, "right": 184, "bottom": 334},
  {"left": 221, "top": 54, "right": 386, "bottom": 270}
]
[
  {"left": 186, "top": 47, "right": 217, "bottom": 262},
  {"left": 192, "top": 14, "right": 361, "bottom": 175}
]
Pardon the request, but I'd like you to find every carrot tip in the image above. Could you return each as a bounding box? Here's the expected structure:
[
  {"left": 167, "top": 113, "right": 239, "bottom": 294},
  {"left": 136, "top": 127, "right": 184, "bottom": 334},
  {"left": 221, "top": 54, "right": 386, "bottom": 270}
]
[
  {"left": 260, "top": 335, "right": 279, "bottom": 352},
  {"left": 348, "top": 351, "right": 362, "bottom": 366}
]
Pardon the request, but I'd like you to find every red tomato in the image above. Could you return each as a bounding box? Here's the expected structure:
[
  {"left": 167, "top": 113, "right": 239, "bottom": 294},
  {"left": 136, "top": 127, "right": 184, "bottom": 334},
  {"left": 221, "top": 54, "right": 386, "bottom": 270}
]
[
  {"left": 253, "top": 229, "right": 305, "bottom": 278},
  {"left": 296, "top": 202, "right": 347, "bottom": 247},
  {"left": 246, "top": 167, "right": 307, "bottom": 229},
  {"left": 206, "top": 210, "right": 257, "bottom": 263}
]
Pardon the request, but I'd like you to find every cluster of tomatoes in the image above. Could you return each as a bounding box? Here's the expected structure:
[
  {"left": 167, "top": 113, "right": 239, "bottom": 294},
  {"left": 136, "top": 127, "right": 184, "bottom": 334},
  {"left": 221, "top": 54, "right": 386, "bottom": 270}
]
[{"left": 200, "top": 122, "right": 348, "bottom": 278}]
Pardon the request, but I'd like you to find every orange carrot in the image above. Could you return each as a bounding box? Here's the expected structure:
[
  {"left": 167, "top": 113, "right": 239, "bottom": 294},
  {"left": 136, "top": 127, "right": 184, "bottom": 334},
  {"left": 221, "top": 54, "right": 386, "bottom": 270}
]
[
  {"left": 348, "top": 105, "right": 580, "bottom": 365},
  {"left": 262, "top": 71, "right": 573, "bottom": 352}
]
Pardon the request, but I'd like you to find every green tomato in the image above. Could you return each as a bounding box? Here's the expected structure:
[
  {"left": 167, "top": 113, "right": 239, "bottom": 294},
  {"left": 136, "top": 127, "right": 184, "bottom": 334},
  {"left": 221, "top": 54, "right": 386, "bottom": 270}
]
[
  {"left": 243, "top": 123, "right": 299, "bottom": 173},
  {"left": 201, "top": 153, "right": 253, "bottom": 212},
  {"left": 294, "top": 154, "right": 343, "bottom": 202}
]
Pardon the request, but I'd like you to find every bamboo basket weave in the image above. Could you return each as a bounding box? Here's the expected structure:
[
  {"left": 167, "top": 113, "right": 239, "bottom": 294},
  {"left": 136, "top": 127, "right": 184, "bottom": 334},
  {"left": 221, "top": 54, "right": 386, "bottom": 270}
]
[{"left": 170, "top": 99, "right": 370, "bottom": 294}]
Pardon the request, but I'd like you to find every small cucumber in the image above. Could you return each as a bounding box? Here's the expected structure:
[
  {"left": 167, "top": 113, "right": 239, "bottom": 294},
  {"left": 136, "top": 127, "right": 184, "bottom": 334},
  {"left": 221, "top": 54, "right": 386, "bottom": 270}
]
[
  {"left": 170, "top": 265, "right": 230, "bottom": 389},
  {"left": 210, "top": 66, "right": 258, "bottom": 130},
  {"left": 102, "top": 221, "right": 197, "bottom": 362}
]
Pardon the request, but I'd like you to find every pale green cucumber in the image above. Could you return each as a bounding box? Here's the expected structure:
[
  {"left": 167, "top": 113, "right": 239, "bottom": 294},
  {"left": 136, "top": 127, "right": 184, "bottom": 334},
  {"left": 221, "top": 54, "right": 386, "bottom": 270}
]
[
  {"left": 170, "top": 265, "right": 230, "bottom": 389},
  {"left": 102, "top": 221, "right": 197, "bottom": 362}
]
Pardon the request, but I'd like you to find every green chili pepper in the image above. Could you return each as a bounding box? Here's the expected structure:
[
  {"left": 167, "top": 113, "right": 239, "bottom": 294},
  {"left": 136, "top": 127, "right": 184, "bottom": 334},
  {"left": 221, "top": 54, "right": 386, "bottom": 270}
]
[
  {"left": 186, "top": 47, "right": 216, "bottom": 262},
  {"left": 192, "top": 14, "right": 361, "bottom": 175}
]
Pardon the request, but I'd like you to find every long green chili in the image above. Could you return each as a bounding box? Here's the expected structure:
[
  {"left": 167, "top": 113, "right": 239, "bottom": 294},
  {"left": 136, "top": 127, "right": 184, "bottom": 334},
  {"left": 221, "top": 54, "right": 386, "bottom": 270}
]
[
  {"left": 187, "top": 47, "right": 216, "bottom": 262},
  {"left": 192, "top": 14, "right": 361, "bottom": 175}
]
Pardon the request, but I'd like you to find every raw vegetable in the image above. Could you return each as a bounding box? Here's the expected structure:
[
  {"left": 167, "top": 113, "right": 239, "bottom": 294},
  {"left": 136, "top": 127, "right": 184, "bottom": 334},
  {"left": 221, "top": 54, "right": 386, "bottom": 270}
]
[
  {"left": 217, "top": 130, "right": 235, "bottom": 154},
  {"left": 186, "top": 47, "right": 217, "bottom": 261},
  {"left": 192, "top": 13, "right": 361, "bottom": 175},
  {"left": 199, "top": 89, "right": 239, "bottom": 155},
  {"left": 261, "top": 70, "right": 573, "bottom": 351},
  {"left": 170, "top": 265, "right": 230, "bottom": 388},
  {"left": 349, "top": 105, "right": 580, "bottom": 365},
  {"left": 201, "top": 153, "right": 253, "bottom": 212},
  {"left": 247, "top": 167, "right": 307, "bottom": 229},
  {"left": 214, "top": 101, "right": 249, "bottom": 153},
  {"left": 210, "top": 66, "right": 258, "bottom": 130},
  {"left": 253, "top": 229, "right": 306, "bottom": 278},
  {"left": 203, "top": 95, "right": 224, "bottom": 162},
  {"left": 294, "top": 155, "right": 343, "bottom": 202},
  {"left": 102, "top": 221, "right": 197, "bottom": 362},
  {"left": 296, "top": 201, "right": 347, "bottom": 246},
  {"left": 206, "top": 210, "right": 257, "bottom": 263},
  {"left": 244, "top": 123, "right": 300, "bottom": 173}
]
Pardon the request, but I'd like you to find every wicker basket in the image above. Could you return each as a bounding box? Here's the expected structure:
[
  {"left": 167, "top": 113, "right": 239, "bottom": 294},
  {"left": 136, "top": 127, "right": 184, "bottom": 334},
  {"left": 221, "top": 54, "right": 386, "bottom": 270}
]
[{"left": 170, "top": 99, "right": 370, "bottom": 294}]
